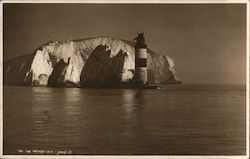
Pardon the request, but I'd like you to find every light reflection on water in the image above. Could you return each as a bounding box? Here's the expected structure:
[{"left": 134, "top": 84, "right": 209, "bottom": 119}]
[
  {"left": 120, "top": 90, "right": 143, "bottom": 143},
  {"left": 3, "top": 85, "right": 246, "bottom": 155},
  {"left": 121, "top": 89, "right": 143, "bottom": 117}
]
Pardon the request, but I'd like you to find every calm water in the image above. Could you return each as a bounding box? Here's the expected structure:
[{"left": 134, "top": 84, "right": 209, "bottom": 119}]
[{"left": 3, "top": 85, "right": 246, "bottom": 155}]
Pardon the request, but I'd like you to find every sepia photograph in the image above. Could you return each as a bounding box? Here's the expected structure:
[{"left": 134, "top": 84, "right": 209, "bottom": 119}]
[{"left": 1, "top": 1, "right": 248, "bottom": 158}]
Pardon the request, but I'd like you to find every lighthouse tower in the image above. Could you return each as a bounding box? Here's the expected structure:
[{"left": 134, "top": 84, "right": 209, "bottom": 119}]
[{"left": 134, "top": 32, "right": 148, "bottom": 85}]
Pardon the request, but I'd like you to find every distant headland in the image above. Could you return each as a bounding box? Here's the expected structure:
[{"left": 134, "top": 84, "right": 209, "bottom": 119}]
[{"left": 4, "top": 35, "right": 182, "bottom": 88}]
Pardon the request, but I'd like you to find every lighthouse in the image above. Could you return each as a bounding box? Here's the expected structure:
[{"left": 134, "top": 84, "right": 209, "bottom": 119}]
[{"left": 134, "top": 32, "right": 148, "bottom": 85}]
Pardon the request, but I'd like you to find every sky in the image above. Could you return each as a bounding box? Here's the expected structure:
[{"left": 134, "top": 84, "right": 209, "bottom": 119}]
[{"left": 3, "top": 3, "right": 246, "bottom": 85}]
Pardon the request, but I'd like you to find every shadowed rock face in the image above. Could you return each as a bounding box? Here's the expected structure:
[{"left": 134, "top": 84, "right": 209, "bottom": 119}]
[
  {"left": 80, "top": 45, "right": 128, "bottom": 87},
  {"left": 3, "top": 37, "right": 181, "bottom": 87},
  {"left": 148, "top": 54, "right": 173, "bottom": 83},
  {"left": 48, "top": 59, "right": 69, "bottom": 86},
  {"left": 4, "top": 54, "right": 35, "bottom": 85}
]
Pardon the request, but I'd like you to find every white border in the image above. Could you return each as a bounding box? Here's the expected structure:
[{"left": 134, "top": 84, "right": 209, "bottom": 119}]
[
  {"left": 246, "top": 0, "right": 249, "bottom": 158},
  {"left": 0, "top": 0, "right": 3, "bottom": 158},
  {"left": 0, "top": 1, "right": 248, "bottom": 159},
  {"left": 0, "top": 0, "right": 249, "bottom": 3},
  {"left": 1, "top": 156, "right": 249, "bottom": 159}
]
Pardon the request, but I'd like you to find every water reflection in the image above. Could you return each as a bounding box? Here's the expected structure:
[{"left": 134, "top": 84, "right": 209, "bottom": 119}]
[
  {"left": 30, "top": 87, "right": 55, "bottom": 143},
  {"left": 63, "top": 88, "right": 82, "bottom": 117},
  {"left": 122, "top": 89, "right": 144, "bottom": 113},
  {"left": 31, "top": 87, "right": 53, "bottom": 124},
  {"left": 121, "top": 89, "right": 144, "bottom": 141},
  {"left": 4, "top": 86, "right": 246, "bottom": 154},
  {"left": 30, "top": 87, "right": 84, "bottom": 144},
  {"left": 61, "top": 88, "right": 83, "bottom": 141}
]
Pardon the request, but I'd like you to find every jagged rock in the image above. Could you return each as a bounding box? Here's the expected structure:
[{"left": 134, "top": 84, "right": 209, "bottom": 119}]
[
  {"left": 80, "top": 45, "right": 128, "bottom": 87},
  {"left": 4, "top": 37, "right": 181, "bottom": 87}
]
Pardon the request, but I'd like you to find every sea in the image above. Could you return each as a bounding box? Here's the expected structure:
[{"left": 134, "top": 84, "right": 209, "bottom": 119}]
[{"left": 3, "top": 85, "right": 246, "bottom": 155}]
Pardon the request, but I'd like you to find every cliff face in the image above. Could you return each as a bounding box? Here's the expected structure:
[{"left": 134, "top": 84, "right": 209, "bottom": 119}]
[{"left": 4, "top": 37, "right": 181, "bottom": 87}]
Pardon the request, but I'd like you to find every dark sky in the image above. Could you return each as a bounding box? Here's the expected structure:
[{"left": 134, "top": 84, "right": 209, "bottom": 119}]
[{"left": 3, "top": 3, "right": 246, "bottom": 85}]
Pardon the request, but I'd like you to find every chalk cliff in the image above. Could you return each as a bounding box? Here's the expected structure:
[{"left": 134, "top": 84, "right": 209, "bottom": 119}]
[{"left": 4, "top": 37, "right": 181, "bottom": 87}]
